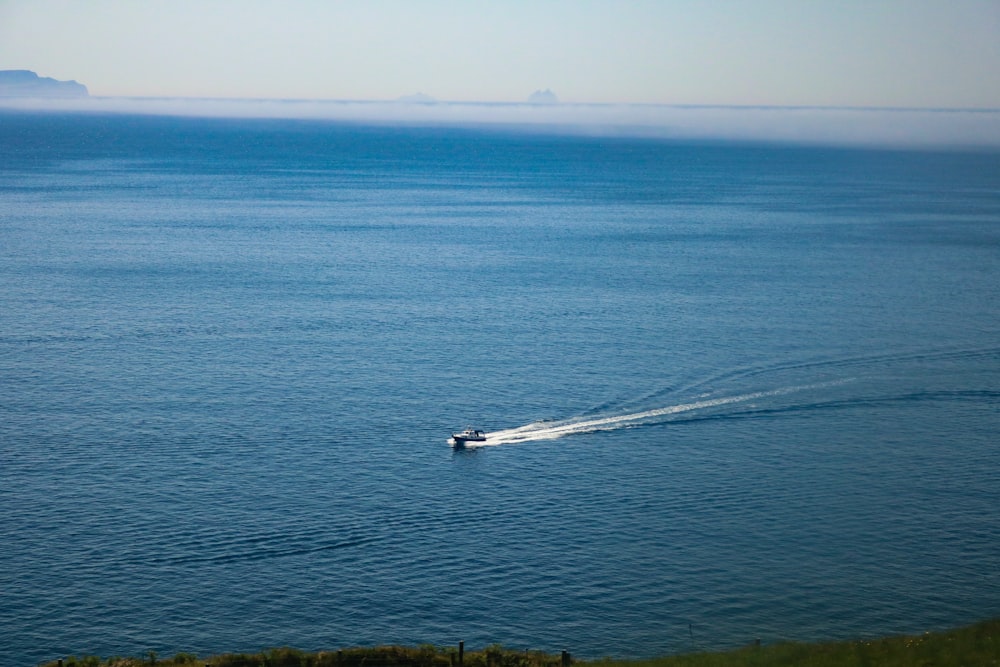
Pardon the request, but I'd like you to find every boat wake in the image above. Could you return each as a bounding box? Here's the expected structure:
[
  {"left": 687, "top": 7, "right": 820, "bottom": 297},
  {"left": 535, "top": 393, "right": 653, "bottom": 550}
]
[{"left": 464, "top": 382, "right": 850, "bottom": 448}]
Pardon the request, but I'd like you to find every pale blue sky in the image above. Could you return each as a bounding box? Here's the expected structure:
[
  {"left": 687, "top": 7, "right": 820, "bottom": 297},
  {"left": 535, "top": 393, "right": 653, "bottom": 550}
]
[{"left": 1, "top": 0, "right": 999, "bottom": 108}]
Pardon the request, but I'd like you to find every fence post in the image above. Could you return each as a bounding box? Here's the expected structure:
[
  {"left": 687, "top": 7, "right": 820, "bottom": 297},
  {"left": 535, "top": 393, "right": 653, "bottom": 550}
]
[{"left": 561, "top": 649, "right": 570, "bottom": 666}]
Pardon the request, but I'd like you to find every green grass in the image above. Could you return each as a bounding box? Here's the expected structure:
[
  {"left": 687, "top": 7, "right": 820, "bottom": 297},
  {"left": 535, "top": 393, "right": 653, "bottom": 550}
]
[{"left": 42, "top": 618, "right": 1000, "bottom": 667}]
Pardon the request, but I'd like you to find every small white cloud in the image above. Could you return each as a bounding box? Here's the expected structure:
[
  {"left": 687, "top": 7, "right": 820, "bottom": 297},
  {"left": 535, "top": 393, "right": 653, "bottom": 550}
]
[{"left": 527, "top": 89, "right": 559, "bottom": 104}]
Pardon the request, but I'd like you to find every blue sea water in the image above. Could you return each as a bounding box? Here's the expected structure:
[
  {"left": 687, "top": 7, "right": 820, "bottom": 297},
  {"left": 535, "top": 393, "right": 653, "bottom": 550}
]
[{"left": 1, "top": 111, "right": 999, "bottom": 666}]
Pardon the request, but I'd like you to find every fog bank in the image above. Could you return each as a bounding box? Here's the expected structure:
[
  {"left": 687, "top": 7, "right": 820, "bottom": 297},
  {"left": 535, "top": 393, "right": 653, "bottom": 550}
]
[{"left": 3, "top": 95, "right": 999, "bottom": 149}]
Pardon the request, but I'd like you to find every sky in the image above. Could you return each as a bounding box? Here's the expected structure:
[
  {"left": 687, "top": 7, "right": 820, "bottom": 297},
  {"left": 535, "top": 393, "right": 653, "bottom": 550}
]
[{"left": 2, "top": 0, "right": 999, "bottom": 108}]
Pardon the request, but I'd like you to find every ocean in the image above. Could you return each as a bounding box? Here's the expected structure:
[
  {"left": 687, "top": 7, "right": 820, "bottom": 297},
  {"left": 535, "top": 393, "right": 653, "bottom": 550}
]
[{"left": 1, "top": 111, "right": 998, "bottom": 665}]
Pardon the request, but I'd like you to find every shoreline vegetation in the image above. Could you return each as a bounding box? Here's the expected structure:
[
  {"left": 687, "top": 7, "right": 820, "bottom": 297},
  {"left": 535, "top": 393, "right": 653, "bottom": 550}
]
[{"left": 40, "top": 618, "right": 1000, "bottom": 667}]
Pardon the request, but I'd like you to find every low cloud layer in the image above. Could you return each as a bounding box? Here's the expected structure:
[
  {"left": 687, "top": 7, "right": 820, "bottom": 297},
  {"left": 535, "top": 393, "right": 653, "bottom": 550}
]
[{"left": 3, "top": 95, "right": 999, "bottom": 149}]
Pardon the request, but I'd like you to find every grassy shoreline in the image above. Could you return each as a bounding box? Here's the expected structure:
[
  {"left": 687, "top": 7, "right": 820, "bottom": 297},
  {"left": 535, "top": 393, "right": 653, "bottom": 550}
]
[{"left": 41, "top": 618, "right": 1000, "bottom": 667}]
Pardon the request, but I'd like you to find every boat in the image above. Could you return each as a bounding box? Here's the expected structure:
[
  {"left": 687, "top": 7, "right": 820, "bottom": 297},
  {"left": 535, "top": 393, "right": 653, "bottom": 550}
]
[{"left": 451, "top": 427, "right": 486, "bottom": 446}]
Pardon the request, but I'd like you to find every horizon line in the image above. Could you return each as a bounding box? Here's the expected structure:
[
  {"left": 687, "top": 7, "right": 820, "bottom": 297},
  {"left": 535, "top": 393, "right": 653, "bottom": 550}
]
[{"left": 61, "top": 94, "right": 1000, "bottom": 114}]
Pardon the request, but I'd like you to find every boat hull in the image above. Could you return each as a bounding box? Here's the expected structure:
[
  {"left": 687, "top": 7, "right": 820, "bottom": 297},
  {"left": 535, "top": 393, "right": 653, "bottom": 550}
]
[{"left": 451, "top": 428, "right": 486, "bottom": 447}]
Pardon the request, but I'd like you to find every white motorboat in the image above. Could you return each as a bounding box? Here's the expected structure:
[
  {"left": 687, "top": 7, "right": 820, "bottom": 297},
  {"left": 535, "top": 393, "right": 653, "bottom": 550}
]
[{"left": 451, "top": 427, "right": 486, "bottom": 446}]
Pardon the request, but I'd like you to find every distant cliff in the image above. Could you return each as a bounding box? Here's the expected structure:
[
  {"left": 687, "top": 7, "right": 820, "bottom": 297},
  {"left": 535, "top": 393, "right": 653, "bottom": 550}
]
[{"left": 0, "top": 70, "right": 89, "bottom": 97}]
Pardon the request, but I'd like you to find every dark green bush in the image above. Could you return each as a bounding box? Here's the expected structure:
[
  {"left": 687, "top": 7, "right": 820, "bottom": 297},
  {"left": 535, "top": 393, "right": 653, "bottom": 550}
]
[
  {"left": 212, "top": 653, "right": 264, "bottom": 667},
  {"left": 64, "top": 657, "right": 102, "bottom": 667},
  {"left": 264, "top": 647, "right": 310, "bottom": 667}
]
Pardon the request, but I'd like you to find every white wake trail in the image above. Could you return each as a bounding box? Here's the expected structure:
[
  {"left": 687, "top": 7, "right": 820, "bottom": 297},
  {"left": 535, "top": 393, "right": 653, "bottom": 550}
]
[{"left": 472, "top": 383, "right": 838, "bottom": 447}]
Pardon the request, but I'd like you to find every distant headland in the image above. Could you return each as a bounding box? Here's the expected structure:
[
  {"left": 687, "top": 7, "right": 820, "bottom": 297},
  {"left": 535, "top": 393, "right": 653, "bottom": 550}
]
[{"left": 0, "top": 70, "right": 89, "bottom": 98}]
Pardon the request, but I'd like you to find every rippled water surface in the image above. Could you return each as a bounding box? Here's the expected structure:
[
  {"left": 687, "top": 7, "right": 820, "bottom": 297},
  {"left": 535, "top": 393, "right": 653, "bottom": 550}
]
[{"left": 2, "top": 113, "right": 999, "bottom": 665}]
